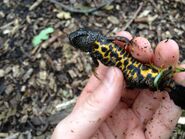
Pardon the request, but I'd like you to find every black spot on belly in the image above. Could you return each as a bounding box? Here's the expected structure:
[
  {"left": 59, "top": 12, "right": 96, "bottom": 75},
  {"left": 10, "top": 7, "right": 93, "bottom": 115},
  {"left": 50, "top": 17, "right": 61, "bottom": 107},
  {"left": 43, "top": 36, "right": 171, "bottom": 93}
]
[
  {"left": 93, "top": 44, "right": 99, "bottom": 49},
  {"left": 102, "top": 58, "right": 109, "bottom": 63},
  {"left": 104, "top": 50, "right": 110, "bottom": 57},
  {"left": 116, "top": 62, "right": 122, "bottom": 67},
  {"left": 151, "top": 67, "right": 159, "bottom": 73},
  {"left": 117, "top": 46, "right": 123, "bottom": 51},
  {"left": 110, "top": 52, "right": 118, "bottom": 58},
  {"left": 130, "top": 70, "right": 136, "bottom": 76},
  {"left": 124, "top": 52, "right": 129, "bottom": 57},
  {"left": 117, "top": 57, "right": 122, "bottom": 61},
  {"left": 106, "top": 60, "right": 114, "bottom": 66},
  {"left": 109, "top": 44, "right": 113, "bottom": 50},
  {"left": 130, "top": 57, "right": 136, "bottom": 63},
  {"left": 124, "top": 60, "right": 129, "bottom": 66},
  {"left": 141, "top": 65, "right": 148, "bottom": 70},
  {"left": 146, "top": 73, "right": 152, "bottom": 78},
  {"left": 127, "top": 64, "right": 135, "bottom": 70},
  {"left": 120, "top": 50, "right": 125, "bottom": 55},
  {"left": 94, "top": 51, "right": 103, "bottom": 59},
  {"left": 101, "top": 47, "right": 108, "bottom": 52}
]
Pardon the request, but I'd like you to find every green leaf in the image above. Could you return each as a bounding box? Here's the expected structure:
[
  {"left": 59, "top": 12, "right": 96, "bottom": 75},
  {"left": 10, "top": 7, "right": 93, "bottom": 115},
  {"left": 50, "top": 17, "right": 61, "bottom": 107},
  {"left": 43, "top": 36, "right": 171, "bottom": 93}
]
[{"left": 32, "top": 27, "right": 54, "bottom": 47}]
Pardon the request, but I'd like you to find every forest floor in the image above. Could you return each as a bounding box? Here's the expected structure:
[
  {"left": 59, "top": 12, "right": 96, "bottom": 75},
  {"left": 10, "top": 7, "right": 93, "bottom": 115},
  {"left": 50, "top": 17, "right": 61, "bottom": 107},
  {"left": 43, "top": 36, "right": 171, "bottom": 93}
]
[{"left": 0, "top": 0, "right": 185, "bottom": 138}]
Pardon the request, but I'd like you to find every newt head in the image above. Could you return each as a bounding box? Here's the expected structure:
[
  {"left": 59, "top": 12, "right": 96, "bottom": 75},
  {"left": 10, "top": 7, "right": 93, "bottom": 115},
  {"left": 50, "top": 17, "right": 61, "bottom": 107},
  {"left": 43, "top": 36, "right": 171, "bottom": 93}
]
[{"left": 69, "top": 28, "right": 104, "bottom": 52}]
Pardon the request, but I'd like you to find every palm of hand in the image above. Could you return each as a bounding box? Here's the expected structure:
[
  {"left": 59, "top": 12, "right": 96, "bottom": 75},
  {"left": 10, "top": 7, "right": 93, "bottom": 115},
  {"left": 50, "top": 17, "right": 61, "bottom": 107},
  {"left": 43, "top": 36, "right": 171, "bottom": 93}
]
[
  {"left": 92, "top": 88, "right": 179, "bottom": 139},
  {"left": 72, "top": 63, "right": 181, "bottom": 139}
]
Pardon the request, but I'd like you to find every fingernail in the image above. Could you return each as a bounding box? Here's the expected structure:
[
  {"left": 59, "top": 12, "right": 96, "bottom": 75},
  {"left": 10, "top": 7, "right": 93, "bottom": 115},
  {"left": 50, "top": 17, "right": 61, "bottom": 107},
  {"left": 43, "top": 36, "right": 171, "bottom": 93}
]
[{"left": 105, "top": 67, "right": 117, "bottom": 83}]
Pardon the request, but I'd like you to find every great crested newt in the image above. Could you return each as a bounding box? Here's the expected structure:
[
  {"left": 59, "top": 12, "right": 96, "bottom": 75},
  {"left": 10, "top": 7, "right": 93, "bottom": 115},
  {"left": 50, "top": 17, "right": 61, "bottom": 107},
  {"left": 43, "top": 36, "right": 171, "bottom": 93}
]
[{"left": 69, "top": 28, "right": 185, "bottom": 109}]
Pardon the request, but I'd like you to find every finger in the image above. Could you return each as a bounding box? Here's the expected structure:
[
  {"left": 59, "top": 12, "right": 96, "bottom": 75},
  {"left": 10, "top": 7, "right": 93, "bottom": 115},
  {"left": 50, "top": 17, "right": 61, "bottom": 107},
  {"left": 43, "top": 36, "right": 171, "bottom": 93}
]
[
  {"left": 153, "top": 39, "right": 179, "bottom": 67},
  {"left": 132, "top": 90, "right": 167, "bottom": 124},
  {"left": 74, "top": 63, "right": 109, "bottom": 109},
  {"left": 145, "top": 94, "right": 182, "bottom": 139},
  {"left": 116, "top": 31, "right": 133, "bottom": 40},
  {"left": 116, "top": 31, "right": 154, "bottom": 63},
  {"left": 129, "top": 37, "right": 154, "bottom": 63},
  {"left": 52, "top": 67, "right": 124, "bottom": 139},
  {"left": 173, "top": 64, "right": 185, "bottom": 86}
]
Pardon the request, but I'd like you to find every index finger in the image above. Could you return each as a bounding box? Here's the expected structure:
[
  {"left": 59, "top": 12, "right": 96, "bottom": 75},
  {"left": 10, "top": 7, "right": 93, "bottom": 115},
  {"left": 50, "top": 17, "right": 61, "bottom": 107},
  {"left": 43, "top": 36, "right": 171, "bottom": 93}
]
[{"left": 116, "top": 31, "right": 154, "bottom": 63}]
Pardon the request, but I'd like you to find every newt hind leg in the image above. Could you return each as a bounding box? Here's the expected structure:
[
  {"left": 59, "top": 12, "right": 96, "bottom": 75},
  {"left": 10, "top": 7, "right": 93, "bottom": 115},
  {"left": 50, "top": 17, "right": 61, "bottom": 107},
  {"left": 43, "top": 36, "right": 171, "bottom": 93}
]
[{"left": 90, "top": 53, "right": 101, "bottom": 80}]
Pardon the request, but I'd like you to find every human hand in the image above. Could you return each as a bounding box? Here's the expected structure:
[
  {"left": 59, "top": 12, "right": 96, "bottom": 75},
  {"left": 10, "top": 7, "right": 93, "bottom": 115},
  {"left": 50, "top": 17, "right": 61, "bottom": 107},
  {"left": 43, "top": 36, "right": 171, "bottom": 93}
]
[{"left": 52, "top": 31, "right": 185, "bottom": 139}]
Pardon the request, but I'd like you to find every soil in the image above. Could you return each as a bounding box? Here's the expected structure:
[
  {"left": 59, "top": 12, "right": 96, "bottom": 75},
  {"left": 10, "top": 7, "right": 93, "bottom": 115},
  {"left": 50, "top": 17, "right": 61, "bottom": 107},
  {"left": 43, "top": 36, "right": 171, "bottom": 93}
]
[{"left": 0, "top": 0, "right": 185, "bottom": 138}]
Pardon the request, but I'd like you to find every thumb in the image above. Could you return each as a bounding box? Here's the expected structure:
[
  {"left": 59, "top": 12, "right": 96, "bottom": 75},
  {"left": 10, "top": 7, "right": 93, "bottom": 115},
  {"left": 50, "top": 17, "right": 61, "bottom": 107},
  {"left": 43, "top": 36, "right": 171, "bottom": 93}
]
[{"left": 52, "top": 67, "right": 124, "bottom": 139}]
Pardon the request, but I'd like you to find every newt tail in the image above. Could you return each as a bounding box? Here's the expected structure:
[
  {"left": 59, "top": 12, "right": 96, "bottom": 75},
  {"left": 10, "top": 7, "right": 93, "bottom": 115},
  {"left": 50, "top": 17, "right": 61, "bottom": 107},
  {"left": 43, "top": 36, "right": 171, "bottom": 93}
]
[{"left": 69, "top": 28, "right": 185, "bottom": 109}]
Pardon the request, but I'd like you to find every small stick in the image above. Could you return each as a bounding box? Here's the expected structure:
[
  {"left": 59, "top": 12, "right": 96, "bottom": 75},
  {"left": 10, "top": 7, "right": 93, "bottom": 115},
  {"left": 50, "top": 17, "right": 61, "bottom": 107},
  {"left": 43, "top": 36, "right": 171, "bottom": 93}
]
[
  {"left": 56, "top": 97, "right": 77, "bottom": 111},
  {"left": 29, "top": 0, "right": 44, "bottom": 11},
  {"left": 0, "top": 20, "right": 15, "bottom": 30},
  {"left": 122, "top": 2, "right": 143, "bottom": 30},
  {"left": 149, "top": 0, "right": 160, "bottom": 13}
]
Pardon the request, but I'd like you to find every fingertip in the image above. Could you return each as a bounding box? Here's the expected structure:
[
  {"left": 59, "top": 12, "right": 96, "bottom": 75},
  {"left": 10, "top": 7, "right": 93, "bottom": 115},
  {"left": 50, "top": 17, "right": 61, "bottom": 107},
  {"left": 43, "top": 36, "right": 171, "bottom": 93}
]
[
  {"left": 112, "top": 67, "right": 124, "bottom": 84},
  {"left": 153, "top": 39, "right": 179, "bottom": 67},
  {"left": 86, "top": 67, "right": 123, "bottom": 113},
  {"left": 130, "top": 37, "right": 153, "bottom": 63},
  {"left": 116, "top": 32, "right": 154, "bottom": 63},
  {"left": 77, "top": 67, "right": 124, "bottom": 122},
  {"left": 116, "top": 31, "right": 133, "bottom": 40}
]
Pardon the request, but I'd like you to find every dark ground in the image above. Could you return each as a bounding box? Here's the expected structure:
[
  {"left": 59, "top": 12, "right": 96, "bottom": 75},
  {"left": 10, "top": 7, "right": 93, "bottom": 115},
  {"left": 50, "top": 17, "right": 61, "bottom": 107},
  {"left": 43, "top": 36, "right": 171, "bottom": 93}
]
[{"left": 0, "top": 0, "right": 185, "bottom": 138}]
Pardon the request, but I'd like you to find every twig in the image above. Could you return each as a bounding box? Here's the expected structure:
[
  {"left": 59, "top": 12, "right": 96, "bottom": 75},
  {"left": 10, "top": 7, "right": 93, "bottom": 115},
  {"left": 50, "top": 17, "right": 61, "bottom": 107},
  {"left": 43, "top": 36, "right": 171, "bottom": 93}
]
[
  {"left": 56, "top": 97, "right": 77, "bottom": 111},
  {"left": 29, "top": 0, "right": 44, "bottom": 11},
  {"left": 5, "top": 133, "right": 19, "bottom": 139},
  {"left": 122, "top": 2, "right": 143, "bottom": 30},
  {"left": 49, "top": 0, "right": 114, "bottom": 14},
  {"left": 149, "top": 0, "right": 160, "bottom": 13},
  {"left": 0, "top": 20, "right": 14, "bottom": 30},
  {"left": 0, "top": 133, "right": 8, "bottom": 138}
]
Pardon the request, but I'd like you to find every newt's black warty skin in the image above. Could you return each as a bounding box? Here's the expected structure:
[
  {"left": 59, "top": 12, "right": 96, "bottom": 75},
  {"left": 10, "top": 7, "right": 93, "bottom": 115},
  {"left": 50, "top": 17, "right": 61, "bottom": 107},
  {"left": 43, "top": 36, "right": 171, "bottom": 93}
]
[
  {"left": 69, "top": 28, "right": 185, "bottom": 109},
  {"left": 69, "top": 28, "right": 105, "bottom": 52}
]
